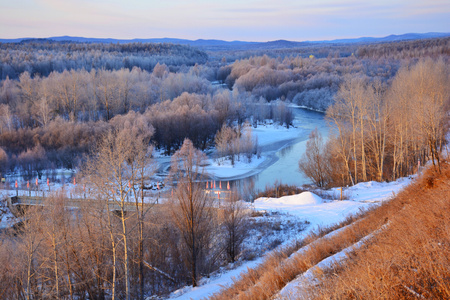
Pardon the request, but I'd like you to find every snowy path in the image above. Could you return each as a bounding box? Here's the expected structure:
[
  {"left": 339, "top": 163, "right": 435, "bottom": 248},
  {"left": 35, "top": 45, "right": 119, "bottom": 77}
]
[
  {"left": 169, "top": 258, "right": 263, "bottom": 300},
  {"left": 275, "top": 224, "right": 388, "bottom": 299}
]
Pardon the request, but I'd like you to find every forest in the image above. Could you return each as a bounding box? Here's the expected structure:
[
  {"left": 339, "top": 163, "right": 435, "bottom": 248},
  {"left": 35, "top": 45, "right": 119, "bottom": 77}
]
[
  {"left": 1, "top": 37, "right": 448, "bottom": 179},
  {"left": 0, "top": 36, "right": 449, "bottom": 299},
  {"left": 0, "top": 40, "right": 208, "bottom": 79}
]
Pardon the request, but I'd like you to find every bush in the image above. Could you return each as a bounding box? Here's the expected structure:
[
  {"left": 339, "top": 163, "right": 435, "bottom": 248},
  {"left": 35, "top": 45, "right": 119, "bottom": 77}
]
[{"left": 255, "top": 182, "right": 305, "bottom": 199}]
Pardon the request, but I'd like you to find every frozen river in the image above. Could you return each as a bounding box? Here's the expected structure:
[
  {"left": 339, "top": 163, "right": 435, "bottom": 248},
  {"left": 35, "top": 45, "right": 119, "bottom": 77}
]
[{"left": 234, "top": 108, "right": 328, "bottom": 192}]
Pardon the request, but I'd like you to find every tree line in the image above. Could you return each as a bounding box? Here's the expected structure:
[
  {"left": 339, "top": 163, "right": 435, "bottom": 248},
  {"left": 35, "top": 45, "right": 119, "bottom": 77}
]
[
  {"left": 217, "top": 38, "right": 449, "bottom": 111},
  {"left": 299, "top": 58, "right": 450, "bottom": 187},
  {"left": 0, "top": 40, "right": 208, "bottom": 80},
  {"left": 0, "top": 64, "right": 293, "bottom": 175},
  {"left": 0, "top": 66, "right": 215, "bottom": 124},
  {"left": 219, "top": 53, "right": 399, "bottom": 111},
  {"left": 355, "top": 36, "right": 450, "bottom": 60}
]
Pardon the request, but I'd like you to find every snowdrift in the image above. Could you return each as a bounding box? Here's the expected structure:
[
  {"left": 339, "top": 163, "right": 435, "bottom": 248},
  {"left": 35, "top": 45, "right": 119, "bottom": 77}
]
[{"left": 255, "top": 191, "right": 323, "bottom": 206}]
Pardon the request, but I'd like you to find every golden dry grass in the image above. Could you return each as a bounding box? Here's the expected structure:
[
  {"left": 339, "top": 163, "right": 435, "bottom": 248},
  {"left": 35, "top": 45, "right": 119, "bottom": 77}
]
[
  {"left": 210, "top": 193, "right": 388, "bottom": 299},
  {"left": 210, "top": 161, "right": 450, "bottom": 300},
  {"left": 301, "top": 160, "right": 450, "bottom": 299}
]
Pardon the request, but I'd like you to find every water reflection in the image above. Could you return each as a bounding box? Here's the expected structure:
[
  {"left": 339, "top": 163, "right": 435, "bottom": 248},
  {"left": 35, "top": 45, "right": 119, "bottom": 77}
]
[
  {"left": 278, "top": 144, "right": 294, "bottom": 158},
  {"left": 226, "top": 176, "right": 257, "bottom": 201}
]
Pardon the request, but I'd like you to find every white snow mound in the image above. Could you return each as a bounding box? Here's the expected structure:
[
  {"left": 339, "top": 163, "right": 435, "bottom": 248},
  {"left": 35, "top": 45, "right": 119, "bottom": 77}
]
[{"left": 255, "top": 191, "right": 323, "bottom": 206}]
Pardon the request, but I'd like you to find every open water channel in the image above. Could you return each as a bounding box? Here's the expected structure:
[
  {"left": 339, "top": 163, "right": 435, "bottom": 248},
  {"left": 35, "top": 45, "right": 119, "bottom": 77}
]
[{"left": 227, "top": 107, "right": 329, "bottom": 194}]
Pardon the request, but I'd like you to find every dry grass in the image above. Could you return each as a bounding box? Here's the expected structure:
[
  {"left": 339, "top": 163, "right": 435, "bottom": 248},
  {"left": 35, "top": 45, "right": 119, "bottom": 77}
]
[
  {"left": 255, "top": 183, "right": 305, "bottom": 199},
  {"left": 301, "top": 161, "right": 450, "bottom": 299},
  {"left": 209, "top": 162, "right": 450, "bottom": 300},
  {"left": 209, "top": 198, "right": 387, "bottom": 299}
]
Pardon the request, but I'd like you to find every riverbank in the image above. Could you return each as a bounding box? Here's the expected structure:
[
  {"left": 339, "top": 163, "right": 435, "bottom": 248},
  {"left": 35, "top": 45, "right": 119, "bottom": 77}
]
[
  {"left": 154, "top": 108, "right": 326, "bottom": 190},
  {"left": 204, "top": 122, "right": 305, "bottom": 181}
]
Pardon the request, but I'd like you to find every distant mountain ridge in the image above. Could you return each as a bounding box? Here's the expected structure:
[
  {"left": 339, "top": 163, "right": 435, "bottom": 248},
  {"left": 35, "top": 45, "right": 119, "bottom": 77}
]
[
  {"left": 322, "top": 32, "right": 450, "bottom": 44},
  {"left": 0, "top": 36, "right": 256, "bottom": 46},
  {"left": 1, "top": 32, "right": 449, "bottom": 51}
]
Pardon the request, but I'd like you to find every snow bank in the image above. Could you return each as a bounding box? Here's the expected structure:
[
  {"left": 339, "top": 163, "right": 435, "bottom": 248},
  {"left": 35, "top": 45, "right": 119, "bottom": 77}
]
[
  {"left": 253, "top": 194, "right": 370, "bottom": 232},
  {"left": 252, "top": 123, "right": 301, "bottom": 147},
  {"left": 254, "top": 191, "right": 323, "bottom": 206},
  {"left": 205, "top": 155, "right": 266, "bottom": 178},
  {"left": 328, "top": 177, "right": 413, "bottom": 203}
]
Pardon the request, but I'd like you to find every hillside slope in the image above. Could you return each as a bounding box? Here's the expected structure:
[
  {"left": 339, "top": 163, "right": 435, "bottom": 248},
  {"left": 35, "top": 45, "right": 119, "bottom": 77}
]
[
  {"left": 298, "top": 161, "right": 450, "bottom": 299},
  {"left": 208, "top": 161, "right": 449, "bottom": 300}
]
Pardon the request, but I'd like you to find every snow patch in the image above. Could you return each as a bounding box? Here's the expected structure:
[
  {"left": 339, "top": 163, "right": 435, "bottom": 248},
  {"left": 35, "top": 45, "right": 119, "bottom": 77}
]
[
  {"left": 167, "top": 258, "right": 263, "bottom": 300},
  {"left": 275, "top": 223, "right": 390, "bottom": 299},
  {"left": 205, "top": 155, "right": 266, "bottom": 179},
  {"left": 255, "top": 191, "right": 323, "bottom": 206},
  {"left": 252, "top": 123, "right": 301, "bottom": 147}
]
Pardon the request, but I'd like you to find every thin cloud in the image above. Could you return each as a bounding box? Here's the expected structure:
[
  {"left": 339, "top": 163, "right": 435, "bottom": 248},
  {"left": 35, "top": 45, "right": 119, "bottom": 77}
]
[{"left": 1, "top": 0, "right": 448, "bottom": 41}]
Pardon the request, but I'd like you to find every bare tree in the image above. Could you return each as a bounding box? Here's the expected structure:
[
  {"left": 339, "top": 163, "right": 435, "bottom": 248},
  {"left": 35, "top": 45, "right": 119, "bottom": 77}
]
[
  {"left": 111, "top": 111, "right": 156, "bottom": 300},
  {"left": 215, "top": 124, "right": 238, "bottom": 163},
  {"left": 83, "top": 119, "right": 155, "bottom": 300},
  {"left": 17, "top": 144, "right": 48, "bottom": 179},
  {"left": 299, "top": 128, "right": 330, "bottom": 187},
  {"left": 215, "top": 123, "right": 258, "bottom": 165},
  {"left": 0, "top": 104, "right": 13, "bottom": 133},
  {"left": 32, "top": 97, "right": 53, "bottom": 126},
  {"left": 169, "top": 138, "right": 214, "bottom": 287},
  {"left": 14, "top": 204, "right": 46, "bottom": 300},
  {"left": 365, "top": 80, "right": 389, "bottom": 181},
  {"left": 386, "top": 58, "right": 449, "bottom": 177},
  {"left": 330, "top": 76, "right": 368, "bottom": 183},
  {"left": 220, "top": 190, "right": 249, "bottom": 262}
]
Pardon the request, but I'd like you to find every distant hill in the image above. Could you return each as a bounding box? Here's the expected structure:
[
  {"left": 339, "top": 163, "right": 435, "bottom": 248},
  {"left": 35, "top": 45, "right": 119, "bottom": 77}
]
[
  {"left": 0, "top": 36, "right": 256, "bottom": 48},
  {"left": 322, "top": 32, "right": 450, "bottom": 44},
  {"left": 1, "top": 32, "right": 449, "bottom": 51}
]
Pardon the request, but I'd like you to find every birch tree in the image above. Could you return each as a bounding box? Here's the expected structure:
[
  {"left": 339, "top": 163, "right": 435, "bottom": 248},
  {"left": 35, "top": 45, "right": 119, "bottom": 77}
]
[
  {"left": 83, "top": 117, "right": 155, "bottom": 300},
  {"left": 169, "top": 138, "right": 213, "bottom": 287}
]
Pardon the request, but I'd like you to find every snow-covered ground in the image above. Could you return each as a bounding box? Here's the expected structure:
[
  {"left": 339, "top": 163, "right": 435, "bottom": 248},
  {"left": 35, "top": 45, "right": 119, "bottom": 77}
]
[
  {"left": 252, "top": 122, "right": 303, "bottom": 148},
  {"left": 205, "top": 155, "right": 266, "bottom": 178},
  {"left": 169, "top": 258, "right": 263, "bottom": 300},
  {"left": 167, "top": 176, "right": 413, "bottom": 300},
  {"left": 204, "top": 122, "right": 304, "bottom": 180}
]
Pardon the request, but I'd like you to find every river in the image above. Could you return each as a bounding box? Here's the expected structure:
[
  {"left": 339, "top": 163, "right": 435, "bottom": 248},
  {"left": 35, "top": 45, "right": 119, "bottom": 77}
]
[
  {"left": 232, "top": 108, "right": 328, "bottom": 193},
  {"left": 154, "top": 107, "right": 328, "bottom": 195}
]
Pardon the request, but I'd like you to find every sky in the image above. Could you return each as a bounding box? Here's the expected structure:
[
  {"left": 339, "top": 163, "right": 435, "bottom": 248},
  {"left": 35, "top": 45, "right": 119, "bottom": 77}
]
[{"left": 1, "top": 0, "right": 449, "bottom": 42}]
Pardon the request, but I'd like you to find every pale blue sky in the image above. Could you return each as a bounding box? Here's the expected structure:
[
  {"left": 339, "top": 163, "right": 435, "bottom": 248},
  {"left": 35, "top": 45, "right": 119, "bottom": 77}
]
[{"left": 1, "top": 0, "right": 449, "bottom": 41}]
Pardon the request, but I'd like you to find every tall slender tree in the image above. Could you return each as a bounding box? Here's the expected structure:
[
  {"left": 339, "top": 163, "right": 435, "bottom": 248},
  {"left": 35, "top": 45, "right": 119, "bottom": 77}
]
[
  {"left": 83, "top": 116, "right": 155, "bottom": 300},
  {"left": 169, "top": 139, "right": 213, "bottom": 287}
]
